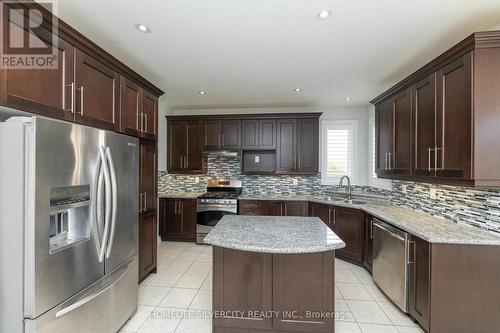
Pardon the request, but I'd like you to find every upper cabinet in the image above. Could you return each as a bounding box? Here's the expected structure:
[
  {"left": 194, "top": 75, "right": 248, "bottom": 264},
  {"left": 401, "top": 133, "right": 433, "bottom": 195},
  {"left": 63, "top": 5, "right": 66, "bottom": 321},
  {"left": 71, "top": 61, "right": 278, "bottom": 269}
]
[
  {"left": 202, "top": 119, "right": 241, "bottom": 149},
  {"left": 0, "top": 1, "right": 163, "bottom": 136},
  {"left": 167, "top": 114, "right": 321, "bottom": 175},
  {"left": 372, "top": 31, "right": 500, "bottom": 187}
]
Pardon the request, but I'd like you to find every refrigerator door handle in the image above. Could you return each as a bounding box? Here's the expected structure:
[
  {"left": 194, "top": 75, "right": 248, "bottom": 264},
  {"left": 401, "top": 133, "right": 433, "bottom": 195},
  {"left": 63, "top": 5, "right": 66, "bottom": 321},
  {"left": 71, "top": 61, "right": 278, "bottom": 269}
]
[
  {"left": 55, "top": 261, "right": 130, "bottom": 318},
  {"left": 105, "top": 147, "right": 118, "bottom": 259},
  {"left": 92, "top": 150, "right": 104, "bottom": 257},
  {"left": 98, "top": 146, "right": 112, "bottom": 263}
]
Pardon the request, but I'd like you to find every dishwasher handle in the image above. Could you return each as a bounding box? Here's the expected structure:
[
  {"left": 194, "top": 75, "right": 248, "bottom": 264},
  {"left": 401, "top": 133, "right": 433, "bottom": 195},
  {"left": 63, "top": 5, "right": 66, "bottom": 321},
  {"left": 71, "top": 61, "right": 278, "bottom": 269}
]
[{"left": 373, "top": 220, "right": 406, "bottom": 242}]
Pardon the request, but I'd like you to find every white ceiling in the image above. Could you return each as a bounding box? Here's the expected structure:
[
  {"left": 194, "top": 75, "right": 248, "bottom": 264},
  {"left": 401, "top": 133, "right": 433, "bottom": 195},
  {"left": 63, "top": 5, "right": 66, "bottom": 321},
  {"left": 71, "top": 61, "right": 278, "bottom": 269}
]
[{"left": 56, "top": 0, "right": 500, "bottom": 108}]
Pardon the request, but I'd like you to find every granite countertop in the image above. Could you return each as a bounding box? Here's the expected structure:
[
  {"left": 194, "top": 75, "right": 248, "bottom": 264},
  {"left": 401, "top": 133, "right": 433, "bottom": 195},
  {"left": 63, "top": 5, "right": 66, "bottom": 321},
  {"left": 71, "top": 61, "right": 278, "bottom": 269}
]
[
  {"left": 239, "top": 194, "right": 500, "bottom": 245},
  {"left": 158, "top": 192, "right": 203, "bottom": 199},
  {"left": 204, "top": 215, "right": 346, "bottom": 254}
]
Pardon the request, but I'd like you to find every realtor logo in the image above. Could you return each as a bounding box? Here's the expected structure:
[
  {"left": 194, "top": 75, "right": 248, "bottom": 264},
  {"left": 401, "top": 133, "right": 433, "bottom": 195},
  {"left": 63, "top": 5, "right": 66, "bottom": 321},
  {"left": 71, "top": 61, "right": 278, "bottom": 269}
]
[{"left": 0, "top": 0, "right": 58, "bottom": 69}]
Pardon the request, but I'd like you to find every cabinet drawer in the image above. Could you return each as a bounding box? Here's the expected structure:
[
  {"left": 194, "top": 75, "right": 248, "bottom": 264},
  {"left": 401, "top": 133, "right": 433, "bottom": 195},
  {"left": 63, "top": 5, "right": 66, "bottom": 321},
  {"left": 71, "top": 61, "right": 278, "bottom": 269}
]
[{"left": 239, "top": 200, "right": 262, "bottom": 215}]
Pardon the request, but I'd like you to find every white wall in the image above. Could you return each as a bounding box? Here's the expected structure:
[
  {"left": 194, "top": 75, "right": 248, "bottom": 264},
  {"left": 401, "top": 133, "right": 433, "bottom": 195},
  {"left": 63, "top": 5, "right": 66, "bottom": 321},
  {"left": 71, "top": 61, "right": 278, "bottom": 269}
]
[{"left": 158, "top": 105, "right": 372, "bottom": 185}]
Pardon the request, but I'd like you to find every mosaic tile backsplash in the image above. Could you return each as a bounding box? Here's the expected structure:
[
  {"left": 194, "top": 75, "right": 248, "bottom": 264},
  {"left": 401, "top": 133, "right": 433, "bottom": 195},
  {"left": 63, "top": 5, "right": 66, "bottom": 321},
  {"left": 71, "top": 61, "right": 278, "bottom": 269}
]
[{"left": 159, "top": 156, "right": 500, "bottom": 234}]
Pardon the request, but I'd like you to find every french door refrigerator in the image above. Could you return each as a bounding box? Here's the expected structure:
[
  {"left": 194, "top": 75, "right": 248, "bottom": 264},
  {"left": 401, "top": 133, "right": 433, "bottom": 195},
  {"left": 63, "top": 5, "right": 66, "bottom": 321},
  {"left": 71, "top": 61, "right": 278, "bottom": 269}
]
[{"left": 0, "top": 117, "right": 139, "bottom": 333}]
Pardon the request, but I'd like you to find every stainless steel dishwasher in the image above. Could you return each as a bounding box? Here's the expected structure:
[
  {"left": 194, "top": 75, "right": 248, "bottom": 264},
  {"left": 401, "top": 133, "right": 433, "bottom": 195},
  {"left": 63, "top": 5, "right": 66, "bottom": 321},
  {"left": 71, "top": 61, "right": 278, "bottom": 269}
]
[{"left": 372, "top": 219, "right": 410, "bottom": 313}]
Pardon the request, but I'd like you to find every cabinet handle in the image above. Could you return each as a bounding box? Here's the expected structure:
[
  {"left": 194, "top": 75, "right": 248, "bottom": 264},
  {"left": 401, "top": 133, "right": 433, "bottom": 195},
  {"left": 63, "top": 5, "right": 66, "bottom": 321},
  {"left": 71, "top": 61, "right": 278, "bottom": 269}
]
[
  {"left": 76, "top": 86, "right": 84, "bottom": 115},
  {"left": 407, "top": 240, "right": 414, "bottom": 265},
  {"left": 222, "top": 133, "right": 225, "bottom": 147},
  {"left": 280, "top": 203, "right": 284, "bottom": 216},
  {"left": 145, "top": 114, "right": 148, "bottom": 133},
  {"left": 137, "top": 111, "right": 141, "bottom": 131},
  {"left": 184, "top": 156, "right": 188, "bottom": 169},
  {"left": 65, "top": 82, "right": 75, "bottom": 113},
  {"left": 427, "top": 147, "right": 434, "bottom": 171},
  {"left": 333, "top": 209, "right": 337, "bottom": 225},
  {"left": 143, "top": 193, "right": 147, "bottom": 212},
  {"left": 370, "top": 219, "right": 373, "bottom": 239},
  {"left": 385, "top": 153, "right": 388, "bottom": 170},
  {"left": 328, "top": 208, "right": 332, "bottom": 225},
  {"left": 174, "top": 201, "right": 178, "bottom": 214},
  {"left": 218, "top": 134, "right": 221, "bottom": 147}
]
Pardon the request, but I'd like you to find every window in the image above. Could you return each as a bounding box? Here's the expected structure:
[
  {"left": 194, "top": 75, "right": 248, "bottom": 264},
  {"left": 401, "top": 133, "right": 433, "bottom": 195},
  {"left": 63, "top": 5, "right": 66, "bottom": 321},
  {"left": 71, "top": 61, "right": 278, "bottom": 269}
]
[
  {"left": 321, "top": 120, "right": 357, "bottom": 184},
  {"left": 368, "top": 116, "right": 392, "bottom": 189}
]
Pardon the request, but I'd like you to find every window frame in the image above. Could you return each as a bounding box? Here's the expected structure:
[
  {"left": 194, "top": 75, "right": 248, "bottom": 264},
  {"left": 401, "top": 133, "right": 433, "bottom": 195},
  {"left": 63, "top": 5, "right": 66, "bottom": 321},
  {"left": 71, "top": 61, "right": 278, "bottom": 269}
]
[{"left": 321, "top": 120, "right": 358, "bottom": 185}]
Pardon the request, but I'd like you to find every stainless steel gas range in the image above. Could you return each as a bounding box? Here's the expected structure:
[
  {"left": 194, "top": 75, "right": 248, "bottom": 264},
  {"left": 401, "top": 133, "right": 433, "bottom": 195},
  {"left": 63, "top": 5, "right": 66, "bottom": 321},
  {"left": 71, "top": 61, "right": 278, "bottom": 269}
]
[{"left": 196, "top": 179, "right": 242, "bottom": 244}]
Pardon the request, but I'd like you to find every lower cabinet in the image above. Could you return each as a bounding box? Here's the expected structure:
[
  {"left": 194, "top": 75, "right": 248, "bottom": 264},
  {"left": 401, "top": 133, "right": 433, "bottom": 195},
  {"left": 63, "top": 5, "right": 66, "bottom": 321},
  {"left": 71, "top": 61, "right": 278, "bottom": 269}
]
[
  {"left": 239, "top": 200, "right": 263, "bottom": 215},
  {"left": 262, "top": 201, "right": 309, "bottom": 216},
  {"left": 363, "top": 215, "right": 374, "bottom": 272},
  {"left": 139, "top": 212, "right": 157, "bottom": 281},
  {"left": 331, "top": 206, "right": 365, "bottom": 265},
  {"left": 408, "top": 235, "right": 430, "bottom": 332},
  {"left": 159, "top": 198, "right": 197, "bottom": 241}
]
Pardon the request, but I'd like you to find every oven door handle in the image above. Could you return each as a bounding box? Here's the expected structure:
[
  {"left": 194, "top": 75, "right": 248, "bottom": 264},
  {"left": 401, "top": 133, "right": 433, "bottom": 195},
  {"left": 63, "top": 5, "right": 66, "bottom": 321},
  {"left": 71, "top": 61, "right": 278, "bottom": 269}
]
[{"left": 197, "top": 205, "right": 237, "bottom": 213}]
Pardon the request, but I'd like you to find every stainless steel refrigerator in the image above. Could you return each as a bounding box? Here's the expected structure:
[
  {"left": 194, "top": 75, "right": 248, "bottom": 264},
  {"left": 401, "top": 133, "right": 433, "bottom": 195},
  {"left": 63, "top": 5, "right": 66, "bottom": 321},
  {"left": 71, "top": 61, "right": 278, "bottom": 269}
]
[{"left": 0, "top": 116, "right": 139, "bottom": 333}]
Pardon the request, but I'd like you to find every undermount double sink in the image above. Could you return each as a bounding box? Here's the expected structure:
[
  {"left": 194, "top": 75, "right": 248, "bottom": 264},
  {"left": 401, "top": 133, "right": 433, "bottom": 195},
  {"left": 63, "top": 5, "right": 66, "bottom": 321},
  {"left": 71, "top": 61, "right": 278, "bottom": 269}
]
[{"left": 321, "top": 196, "right": 368, "bottom": 205}]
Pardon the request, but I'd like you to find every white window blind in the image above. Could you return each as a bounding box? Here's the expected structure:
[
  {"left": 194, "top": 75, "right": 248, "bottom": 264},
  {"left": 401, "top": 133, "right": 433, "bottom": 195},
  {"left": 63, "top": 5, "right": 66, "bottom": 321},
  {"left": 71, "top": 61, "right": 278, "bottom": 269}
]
[{"left": 321, "top": 121, "right": 356, "bottom": 184}]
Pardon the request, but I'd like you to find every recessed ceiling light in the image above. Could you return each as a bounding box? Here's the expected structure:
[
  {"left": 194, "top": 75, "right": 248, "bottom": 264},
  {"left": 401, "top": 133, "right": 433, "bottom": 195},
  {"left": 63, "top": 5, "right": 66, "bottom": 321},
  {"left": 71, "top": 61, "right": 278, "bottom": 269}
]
[
  {"left": 345, "top": 97, "right": 351, "bottom": 102},
  {"left": 135, "top": 24, "right": 151, "bottom": 33},
  {"left": 198, "top": 91, "right": 207, "bottom": 95},
  {"left": 294, "top": 88, "right": 302, "bottom": 92},
  {"left": 317, "top": 9, "right": 332, "bottom": 20}
]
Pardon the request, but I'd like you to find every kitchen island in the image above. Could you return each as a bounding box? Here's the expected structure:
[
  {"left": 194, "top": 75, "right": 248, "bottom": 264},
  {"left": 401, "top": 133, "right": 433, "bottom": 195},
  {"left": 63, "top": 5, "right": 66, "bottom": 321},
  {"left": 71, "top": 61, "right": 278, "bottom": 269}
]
[{"left": 204, "top": 216, "right": 345, "bottom": 333}]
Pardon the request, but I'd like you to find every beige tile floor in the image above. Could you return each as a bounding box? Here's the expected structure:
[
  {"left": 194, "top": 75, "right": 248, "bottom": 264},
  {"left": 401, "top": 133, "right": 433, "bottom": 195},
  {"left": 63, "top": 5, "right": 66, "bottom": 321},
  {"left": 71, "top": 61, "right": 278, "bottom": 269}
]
[{"left": 120, "top": 242, "right": 424, "bottom": 333}]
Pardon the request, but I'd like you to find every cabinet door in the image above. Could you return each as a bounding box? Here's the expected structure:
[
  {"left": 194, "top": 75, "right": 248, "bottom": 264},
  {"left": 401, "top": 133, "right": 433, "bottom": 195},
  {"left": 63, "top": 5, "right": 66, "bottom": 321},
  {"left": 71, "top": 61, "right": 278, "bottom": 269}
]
[
  {"left": 276, "top": 119, "right": 297, "bottom": 173},
  {"left": 363, "top": 215, "right": 374, "bottom": 272},
  {"left": 119, "top": 76, "right": 142, "bottom": 137},
  {"left": 180, "top": 199, "right": 197, "bottom": 240},
  {"left": 262, "top": 201, "right": 283, "bottom": 216},
  {"left": 159, "top": 199, "right": 182, "bottom": 240},
  {"left": 74, "top": 49, "right": 119, "bottom": 130},
  {"left": 259, "top": 119, "right": 276, "bottom": 149},
  {"left": 167, "top": 121, "right": 186, "bottom": 172},
  {"left": 140, "top": 140, "right": 157, "bottom": 213},
  {"left": 142, "top": 89, "right": 158, "bottom": 140},
  {"left": 392, "top": 89, "right": 412, "bottom": 176},
  {"left": 309, "top": 203, "right": 333, "bottom": 229},
  {"left": 408, "top": 235, "right": 430, "bottom": 332},
  {"left": 413, "top": 74, "right": 436, "bottom": 177},
  {"left": 283, "top": 201, "right": 308, "bottom": 217},
  {"left": 273, "top": 251, "right": 334, "bottom": 332},
  {"left": 202, "top": 120, "right": 222, "bottom": 149},
  {"left": 185, "top": 121, "right": 203, "bottom": 171},
  {"left": 296, "top": 119, "right": 319, "bottom": 173},
  {"left": 222, "top": 119, "right": 241, "bottom": 149},
  {"left": 239, "top": 200, "right": 262, "bottom": 215},
  {"left": 0, "top": 29, "right": 74, "bottom": 121},
  {"left": 333, "top": 207, "right": 365, "bottom": 264},
  {"left": 139, "top": 212, "right": 157, "bottom": 281},
  {"left": 436, "top": 53, "right": 472, "bottom": 179},
  {"left": 213, "top": 247, "right": 273, "bottom": 330},
  {"left": 375, "top": 100, "right": 393, "bottom": 176},
  {"left": 242, "top": 120, "right": 259, "bottom": 150}
]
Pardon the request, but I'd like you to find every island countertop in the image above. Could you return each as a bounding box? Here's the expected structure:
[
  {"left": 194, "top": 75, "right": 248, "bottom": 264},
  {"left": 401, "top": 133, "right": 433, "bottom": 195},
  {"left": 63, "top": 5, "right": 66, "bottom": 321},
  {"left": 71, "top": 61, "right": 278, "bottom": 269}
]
[{"left": 204, "top": 215, "right": 346, "bottom": 254}]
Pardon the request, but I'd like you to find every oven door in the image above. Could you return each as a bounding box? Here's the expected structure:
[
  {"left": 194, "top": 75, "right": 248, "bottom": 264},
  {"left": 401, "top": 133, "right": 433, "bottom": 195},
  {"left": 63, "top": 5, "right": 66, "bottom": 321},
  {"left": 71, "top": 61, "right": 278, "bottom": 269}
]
[{"left": 197, "top": 202, "right": 237, "bottom": 244}]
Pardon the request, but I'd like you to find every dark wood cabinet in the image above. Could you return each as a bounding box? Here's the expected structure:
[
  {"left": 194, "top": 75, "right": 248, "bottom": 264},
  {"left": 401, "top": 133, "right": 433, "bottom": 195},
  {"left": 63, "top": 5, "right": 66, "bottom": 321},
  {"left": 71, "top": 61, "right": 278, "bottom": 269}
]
[
  {"left": 159, "top": 198, "right": 197, "bottom": 241},
  {"left": 331, "top": 206, "right": 365, "bottom": 264},
  {"left": 372, "top": 32, "right": 500, "bottom": 187},
  {"left": 167, "top": 120, "right": 203, "bottom": 173},
  {"left": 119, "top": 76, "right": 142, "bottom": 137},
  {"left": 375, "top": 88, "right": 411, "bottom": 178},
  {"left": 276, "top": 119, "right": 297, "bottom": 173},
  {"left": 408, "top": 235, "right": 430, "bottom": 332},
  {"left": 309, "top": 202, "right": 334, "bottom": 229},
  {"left": 202, "top": 119, "right": 241, "bottom": 149},
  {"left": 140, "top": 140, "right": 157, "bottom": 214},
  {"left": 242, "top": 119, "right": 277, "bottom": 150},
  {"left": 239, "top": 200, "right": 263, "bottom": 215},
  {"left": 141, "top": 89, "right": 158, "bottom": 140},
  {"left": 74, "top": 49, "right": 120, "bottom": 131},
  {"left": 363, "top": 215, "right": 374, "bottom": 272},
  {"left": 139, "top": 211, "right": 157, "bottom": 281},
  {"left": 262, "top": 201, "right": 308, "bottom": 217},
  {"left": 297, "top": 118, "right": 319, "bottom": 173},
  {"left": 0, "top": 30, "right": 75, "bottom": 121}
]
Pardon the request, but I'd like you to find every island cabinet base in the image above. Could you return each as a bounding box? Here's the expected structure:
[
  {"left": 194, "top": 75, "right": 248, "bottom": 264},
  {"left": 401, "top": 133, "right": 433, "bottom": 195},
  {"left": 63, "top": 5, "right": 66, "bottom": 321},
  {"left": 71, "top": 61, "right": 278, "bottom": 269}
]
[{"left": 213, "top": 246, "right": 335, "bottom": 333}]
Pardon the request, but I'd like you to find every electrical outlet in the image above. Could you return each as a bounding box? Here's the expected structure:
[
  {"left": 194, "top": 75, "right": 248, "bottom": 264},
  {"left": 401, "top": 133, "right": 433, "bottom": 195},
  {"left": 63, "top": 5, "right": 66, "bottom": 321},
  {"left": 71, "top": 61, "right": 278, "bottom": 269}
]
[
  {"left": 194, "top": 176, "right": 200, "bottom": 184},
  {"left": 255, "top": 155, "right": 260, "bottom": 163},
  {"left": 401, "top": 184, "right": 407, "bottom": 194},
  {"left": 429, "top": 188, "right": 437, "bottom": 199},
  {"left": 292, "top": 178, "right": 298, "bottom": 186}
]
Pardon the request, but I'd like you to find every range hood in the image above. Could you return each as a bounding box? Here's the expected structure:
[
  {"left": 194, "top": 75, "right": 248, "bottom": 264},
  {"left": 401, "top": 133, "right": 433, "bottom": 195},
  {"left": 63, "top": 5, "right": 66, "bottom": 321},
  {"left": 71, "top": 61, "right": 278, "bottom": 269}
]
[{"left": 202, "top": 149, "right": 240, "bottom": 157}]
